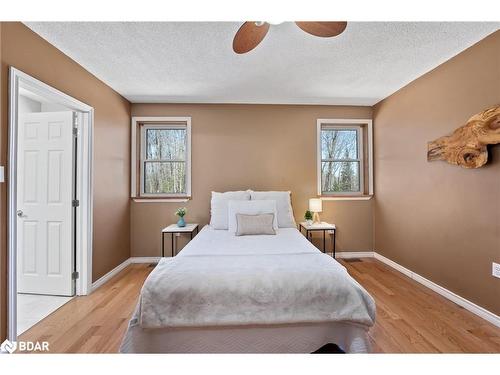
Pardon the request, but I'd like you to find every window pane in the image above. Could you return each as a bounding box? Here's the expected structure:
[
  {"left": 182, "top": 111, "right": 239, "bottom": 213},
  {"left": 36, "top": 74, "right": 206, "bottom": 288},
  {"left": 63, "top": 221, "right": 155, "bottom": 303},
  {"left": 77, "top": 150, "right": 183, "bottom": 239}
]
[
  {"left": 321, "top": 129, "right": 358, "bottom": 160},
  {"left": 146, "top": 128, "right": 186, "bottom": 160},
  {"left": 321, "top": 161, "right": 360, "bottom": 193},
  {"left": 144, "top": 161, "right": 186, "bottom": 194}
]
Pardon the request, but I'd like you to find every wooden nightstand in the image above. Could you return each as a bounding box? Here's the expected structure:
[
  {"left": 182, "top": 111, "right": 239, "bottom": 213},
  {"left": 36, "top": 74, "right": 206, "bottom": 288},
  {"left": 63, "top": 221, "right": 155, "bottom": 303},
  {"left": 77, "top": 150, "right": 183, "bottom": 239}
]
[
  {"left": 299, "top": 222, "right": 336, "bottom": 258},
  {"left": 161, "top": 224, "right": 199, "bottom": 257}
]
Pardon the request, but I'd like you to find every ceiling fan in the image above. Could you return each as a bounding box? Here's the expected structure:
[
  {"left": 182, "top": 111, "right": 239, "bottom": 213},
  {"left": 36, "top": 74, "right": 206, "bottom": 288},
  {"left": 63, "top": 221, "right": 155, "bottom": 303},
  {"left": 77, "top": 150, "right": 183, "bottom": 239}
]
[{"left": 232, "top": 21, "right": 347, "bottom": 54}]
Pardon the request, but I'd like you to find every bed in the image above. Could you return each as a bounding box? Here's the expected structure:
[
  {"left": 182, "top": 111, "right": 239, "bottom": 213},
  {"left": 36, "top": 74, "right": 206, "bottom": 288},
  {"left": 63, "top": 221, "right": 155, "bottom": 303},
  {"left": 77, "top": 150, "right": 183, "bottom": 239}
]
[{"left": 120, "top": 222, "right": 376, "bottom": 353}]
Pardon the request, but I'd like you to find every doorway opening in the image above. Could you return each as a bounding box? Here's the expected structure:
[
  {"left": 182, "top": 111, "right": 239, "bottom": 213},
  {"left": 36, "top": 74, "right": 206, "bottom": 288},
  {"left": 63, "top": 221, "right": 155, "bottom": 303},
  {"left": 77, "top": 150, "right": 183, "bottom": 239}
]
[{"left": 8, "top": 68, "right": 94, "bottom": 341}]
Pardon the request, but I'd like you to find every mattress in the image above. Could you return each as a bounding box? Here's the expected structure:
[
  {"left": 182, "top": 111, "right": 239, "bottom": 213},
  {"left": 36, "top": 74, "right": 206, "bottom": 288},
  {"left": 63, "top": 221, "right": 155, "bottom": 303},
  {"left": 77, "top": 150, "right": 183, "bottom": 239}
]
[{"left": 120, "top": 226, "right": 375, "bottom": 353}]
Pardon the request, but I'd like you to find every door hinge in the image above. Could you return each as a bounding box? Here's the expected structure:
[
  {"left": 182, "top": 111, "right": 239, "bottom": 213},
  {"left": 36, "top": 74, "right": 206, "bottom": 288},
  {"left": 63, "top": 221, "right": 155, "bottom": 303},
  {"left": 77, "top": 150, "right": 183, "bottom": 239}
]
[
  {"left": 72, "top": 199, "right": 80, "bottom": 207},
  {"left": 72, "top": 271, "right": 79, "bottom": 280},
  {"left": 73, "top": 113, "right": 79, "bottom": 137}
]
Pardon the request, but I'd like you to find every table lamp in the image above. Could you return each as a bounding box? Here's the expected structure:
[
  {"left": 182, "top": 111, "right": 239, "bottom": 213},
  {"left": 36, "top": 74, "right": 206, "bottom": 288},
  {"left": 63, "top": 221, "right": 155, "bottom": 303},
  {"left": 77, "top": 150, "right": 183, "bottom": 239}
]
[{"left": 308, "top": 198, "right": 323, "bottom": 224}]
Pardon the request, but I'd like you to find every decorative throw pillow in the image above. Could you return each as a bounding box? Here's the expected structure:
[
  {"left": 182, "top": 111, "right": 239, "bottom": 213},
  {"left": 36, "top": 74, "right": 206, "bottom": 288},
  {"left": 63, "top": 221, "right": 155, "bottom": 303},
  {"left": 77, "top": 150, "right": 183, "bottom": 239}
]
[
  {"left": 209, "top": 191, "right": 251, "bottom": 229},
  {"left": 235, "top": 213, "right": 276, "bottom": 236},
  {"left": 227, "top": 200, "right": 278, "bottom": 234}
]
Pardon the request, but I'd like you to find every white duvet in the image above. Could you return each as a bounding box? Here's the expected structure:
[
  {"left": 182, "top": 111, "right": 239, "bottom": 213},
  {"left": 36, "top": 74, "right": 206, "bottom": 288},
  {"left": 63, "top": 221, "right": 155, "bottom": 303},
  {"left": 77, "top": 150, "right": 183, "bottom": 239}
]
[{"left": 138, "top": 226, "right": 376, "bottom": 329}]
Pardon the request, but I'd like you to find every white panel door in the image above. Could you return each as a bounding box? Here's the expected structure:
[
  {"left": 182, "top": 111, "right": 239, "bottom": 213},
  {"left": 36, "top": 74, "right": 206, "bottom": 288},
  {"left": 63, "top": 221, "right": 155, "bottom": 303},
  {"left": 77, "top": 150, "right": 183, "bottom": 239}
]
[{"left": 17, "top": 111, "right": 75, "bottom": 296}]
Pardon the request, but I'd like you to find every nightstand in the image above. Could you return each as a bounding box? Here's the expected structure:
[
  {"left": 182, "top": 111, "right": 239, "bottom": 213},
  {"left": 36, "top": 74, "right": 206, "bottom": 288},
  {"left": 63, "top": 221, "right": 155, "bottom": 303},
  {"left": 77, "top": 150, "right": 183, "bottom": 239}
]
[
  {"left": 161, "top": 224, "right": 199, "bottom": 257},
  {"left": 299, "top": 222, "right": 336, "bottom": 258}
]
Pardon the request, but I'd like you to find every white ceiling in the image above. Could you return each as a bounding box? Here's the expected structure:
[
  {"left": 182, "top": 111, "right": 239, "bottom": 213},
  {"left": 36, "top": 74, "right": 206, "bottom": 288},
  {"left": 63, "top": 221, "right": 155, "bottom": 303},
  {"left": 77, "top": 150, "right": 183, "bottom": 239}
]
[{"left": 25, "top": 22, "right": 499, "bottom": 106}]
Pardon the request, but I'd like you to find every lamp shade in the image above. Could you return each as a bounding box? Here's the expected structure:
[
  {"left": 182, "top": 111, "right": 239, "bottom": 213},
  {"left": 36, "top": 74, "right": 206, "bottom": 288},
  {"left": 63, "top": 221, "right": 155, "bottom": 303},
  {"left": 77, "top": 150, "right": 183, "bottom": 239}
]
[{"left": 309, "top": 198, "right": 323, "bottom": 213}]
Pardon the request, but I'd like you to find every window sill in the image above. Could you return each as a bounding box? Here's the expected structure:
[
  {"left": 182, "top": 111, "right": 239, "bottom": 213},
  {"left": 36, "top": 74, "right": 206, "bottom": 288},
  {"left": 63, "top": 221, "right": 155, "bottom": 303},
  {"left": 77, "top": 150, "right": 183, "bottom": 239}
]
[
  {"left": 132, "top": 197, "right": 190, "bottom": 203},
  {"left": 320, "top": 195, "right": 373, "bottom": 201}
]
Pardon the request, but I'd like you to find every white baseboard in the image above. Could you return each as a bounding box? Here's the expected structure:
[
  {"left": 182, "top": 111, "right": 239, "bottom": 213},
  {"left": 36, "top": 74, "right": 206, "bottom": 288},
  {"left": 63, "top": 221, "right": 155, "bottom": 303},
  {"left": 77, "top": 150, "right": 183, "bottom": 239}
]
[
  {"left": 129, "top": 257, "right": 160, "bottom": 264},
  {"left": 336, "top": 251, "right": 374, "bottom": 259},
  {"left": 91, "top": 257, "right": 160, "bottom": 291},
  {"left": 373, "top": 252, "right": 500, "bottom": 328},
  {"left": 91, "top": 258, "right": 131, "bottom": 291}
]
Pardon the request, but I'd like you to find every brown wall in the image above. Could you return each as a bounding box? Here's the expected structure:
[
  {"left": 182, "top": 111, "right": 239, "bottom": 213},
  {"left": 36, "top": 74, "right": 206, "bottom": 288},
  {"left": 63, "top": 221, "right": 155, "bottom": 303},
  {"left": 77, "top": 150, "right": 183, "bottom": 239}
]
[
  {"left": 0, "top": 22, "right": 132, "bottom": 340},
  {"left": 373, "top": 30, "right": 500, "bottom": 315},
  {"left": 131, "top": 104, "right": 373, "bottom": 257}
]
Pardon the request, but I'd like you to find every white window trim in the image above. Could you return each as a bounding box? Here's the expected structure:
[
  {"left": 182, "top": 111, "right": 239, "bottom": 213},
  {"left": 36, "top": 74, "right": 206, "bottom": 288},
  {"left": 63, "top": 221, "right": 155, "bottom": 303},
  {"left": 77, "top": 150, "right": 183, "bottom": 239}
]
[
  {"left": 316, "top": 119, "right": 373, "bottom": 198},
  {"left": 132, "top": 198, "right": 190, "bottom": 203},
  {"left": 131, "top": 116, "right": 191, "bottom": 199}
]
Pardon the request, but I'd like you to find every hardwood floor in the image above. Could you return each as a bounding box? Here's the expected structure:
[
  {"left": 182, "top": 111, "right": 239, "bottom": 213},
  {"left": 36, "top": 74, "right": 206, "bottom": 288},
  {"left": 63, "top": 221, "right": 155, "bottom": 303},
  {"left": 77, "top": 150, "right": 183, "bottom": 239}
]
[
  {"left": 339, "top": 258, "right": 500, "bottom": 353},
  {"left": 20, "top": 263, "right": 152, "bottom": 353},
  {"left": 19, "top": 258, "right": 500, "bottom": 353}
]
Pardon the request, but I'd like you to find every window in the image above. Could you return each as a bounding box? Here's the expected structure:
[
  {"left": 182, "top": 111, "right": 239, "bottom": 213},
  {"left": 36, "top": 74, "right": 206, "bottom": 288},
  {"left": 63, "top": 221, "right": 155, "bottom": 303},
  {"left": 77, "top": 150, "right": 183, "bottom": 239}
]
[
  {"left": 132, "top": 117, "right": 191, "bottom": 199},
  {"left": 317, "top": 119, "right": 373, "bottom": 197}
]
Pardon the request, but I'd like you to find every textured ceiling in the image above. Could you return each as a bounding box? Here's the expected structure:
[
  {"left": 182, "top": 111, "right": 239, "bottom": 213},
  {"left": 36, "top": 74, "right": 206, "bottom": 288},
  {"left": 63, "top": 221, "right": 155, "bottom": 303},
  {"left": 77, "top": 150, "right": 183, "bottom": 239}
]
[{"left": 25, "top": 22, "right": 499, "bottom": 105}]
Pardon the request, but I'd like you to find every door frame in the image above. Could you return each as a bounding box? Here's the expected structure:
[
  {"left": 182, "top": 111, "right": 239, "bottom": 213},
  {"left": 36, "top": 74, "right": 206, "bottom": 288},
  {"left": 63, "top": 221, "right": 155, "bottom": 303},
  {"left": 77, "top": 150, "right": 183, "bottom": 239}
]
[{"left": 7, "top": 67, "right": 94, "bottom": 341}]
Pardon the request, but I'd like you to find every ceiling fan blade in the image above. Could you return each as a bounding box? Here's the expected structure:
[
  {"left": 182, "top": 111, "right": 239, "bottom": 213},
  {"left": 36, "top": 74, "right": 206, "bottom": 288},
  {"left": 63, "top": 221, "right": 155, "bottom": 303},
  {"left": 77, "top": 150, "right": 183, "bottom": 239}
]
[
  {"left": 295, "top": 22, "right": 347, "bottom": 37},
  {"left": 233, "top": 22, "right": 270, "bottom": 54}
]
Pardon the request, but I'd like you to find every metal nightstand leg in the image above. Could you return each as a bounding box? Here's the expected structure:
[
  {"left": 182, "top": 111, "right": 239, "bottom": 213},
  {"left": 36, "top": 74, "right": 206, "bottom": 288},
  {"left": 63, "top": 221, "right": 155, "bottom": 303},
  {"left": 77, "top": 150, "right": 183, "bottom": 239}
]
[
  {"left": 171, "top": 233, "right": 175, "bottom": 257},
  {"left": 161, "top": 232, "right": 165, "bottom": 258},
  {"left": 333, "top": 230, "right": 336, "bottom": 258}
]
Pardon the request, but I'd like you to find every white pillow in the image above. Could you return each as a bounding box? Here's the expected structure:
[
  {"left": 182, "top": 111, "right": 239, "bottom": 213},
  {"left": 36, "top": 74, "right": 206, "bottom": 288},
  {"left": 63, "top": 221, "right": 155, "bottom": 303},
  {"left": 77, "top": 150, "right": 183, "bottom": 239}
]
[
  {"left": 249, "top": 191, "right": 296, "bottom": 228},
  {"left": 227, "top": 200, "right": 278, "bottom": 234},
  {"left": 210, "top": 191, "right": 251, "bottom": 229}
]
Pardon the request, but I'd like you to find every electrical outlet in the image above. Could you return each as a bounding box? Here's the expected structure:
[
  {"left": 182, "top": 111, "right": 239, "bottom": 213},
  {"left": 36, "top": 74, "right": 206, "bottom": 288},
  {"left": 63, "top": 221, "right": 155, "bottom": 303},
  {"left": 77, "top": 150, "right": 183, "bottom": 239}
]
[{"left": 493, "top": 262, "right": 500, "bottom": 279}]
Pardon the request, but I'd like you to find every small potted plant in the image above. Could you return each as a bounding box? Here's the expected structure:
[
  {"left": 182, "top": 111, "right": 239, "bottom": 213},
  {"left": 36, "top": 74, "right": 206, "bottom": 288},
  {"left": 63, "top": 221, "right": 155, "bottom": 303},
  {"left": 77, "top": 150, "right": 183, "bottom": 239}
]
[
  {"left": 175, "top": 207, "right": 187, "bottom": 227},
  {"left": 304, "top": 210, "right": 313, "bottom": 226}
]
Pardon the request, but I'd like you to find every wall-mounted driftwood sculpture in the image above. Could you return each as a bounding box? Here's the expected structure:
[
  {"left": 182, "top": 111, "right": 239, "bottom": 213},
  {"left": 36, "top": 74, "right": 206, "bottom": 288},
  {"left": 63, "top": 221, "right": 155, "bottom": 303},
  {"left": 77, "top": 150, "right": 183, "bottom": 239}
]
[{"left": 427, "top": 105, "right": 500, "bottom": 168}]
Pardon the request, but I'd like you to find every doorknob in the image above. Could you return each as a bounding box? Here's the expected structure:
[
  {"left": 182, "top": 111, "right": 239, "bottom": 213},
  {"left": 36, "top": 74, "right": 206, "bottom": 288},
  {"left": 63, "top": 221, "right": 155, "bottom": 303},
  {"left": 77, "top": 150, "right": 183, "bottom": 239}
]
[{"left": 17, "top": 210, "right": 24, "bottom": 217}]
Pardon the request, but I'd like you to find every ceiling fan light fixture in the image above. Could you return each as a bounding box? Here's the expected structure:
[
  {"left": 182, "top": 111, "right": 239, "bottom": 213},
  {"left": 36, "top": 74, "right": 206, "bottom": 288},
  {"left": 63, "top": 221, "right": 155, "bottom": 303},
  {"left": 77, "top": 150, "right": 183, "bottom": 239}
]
[
  {"left": 266, "top": 20, "right": 285, "bottom": 26},
  {"left": 253, "top": 21, "right": 285, "bottom": 27}
]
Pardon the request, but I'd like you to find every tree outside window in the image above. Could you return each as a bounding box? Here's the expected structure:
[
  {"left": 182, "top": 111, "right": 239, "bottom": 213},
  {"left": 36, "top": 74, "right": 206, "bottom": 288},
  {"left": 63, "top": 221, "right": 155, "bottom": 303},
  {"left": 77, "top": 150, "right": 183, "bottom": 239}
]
[
  {"left": 142, "top": 126, "right": 189, "bottom": 196},
  {"left": 320, "top": 127, "right": 362, "bottom": 194}
]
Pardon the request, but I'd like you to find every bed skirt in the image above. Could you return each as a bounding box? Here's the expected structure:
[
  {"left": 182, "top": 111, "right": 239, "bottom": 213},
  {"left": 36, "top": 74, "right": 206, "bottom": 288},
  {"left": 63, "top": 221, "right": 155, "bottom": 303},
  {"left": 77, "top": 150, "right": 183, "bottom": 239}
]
[{"left": 120, "top": 307, "right": 371, "bottom": 353}]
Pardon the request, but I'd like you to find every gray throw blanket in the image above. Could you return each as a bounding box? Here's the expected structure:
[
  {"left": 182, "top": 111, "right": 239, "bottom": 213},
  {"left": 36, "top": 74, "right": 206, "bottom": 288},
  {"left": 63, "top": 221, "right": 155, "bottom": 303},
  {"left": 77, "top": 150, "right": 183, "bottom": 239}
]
[{"left": 139, "top": 253, "right": 376, "bottom": 329}]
